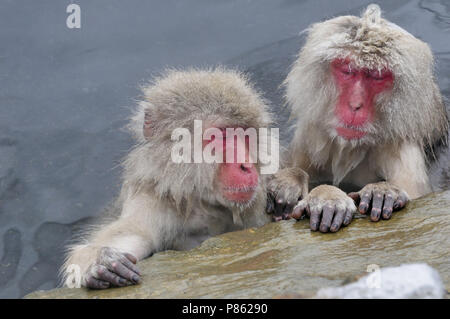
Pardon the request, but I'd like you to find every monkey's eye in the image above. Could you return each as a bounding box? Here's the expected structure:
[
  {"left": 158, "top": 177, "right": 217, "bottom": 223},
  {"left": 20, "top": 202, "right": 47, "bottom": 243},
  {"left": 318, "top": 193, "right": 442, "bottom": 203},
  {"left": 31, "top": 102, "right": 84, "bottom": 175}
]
[
  {"left": 339, "top": 67, "right": 355, "bottom": 77},
  {"left": 368, "top": 69, "right": 391, "bottom": 81}
]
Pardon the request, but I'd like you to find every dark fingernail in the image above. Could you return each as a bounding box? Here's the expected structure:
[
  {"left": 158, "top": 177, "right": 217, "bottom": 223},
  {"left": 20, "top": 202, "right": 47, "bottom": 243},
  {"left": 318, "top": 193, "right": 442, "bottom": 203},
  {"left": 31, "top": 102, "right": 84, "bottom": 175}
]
[
  {"left": 132, "top": 275, "right": 140, "bottom": 283},
  {"left": 119, "top": 278, "right": 126, "bottom": 285},
  {"left": 319, "top": 226, "right": 329, "bottom": 233},
  {"left": 371, "top": 212, "right": 381, "bottom": 221},
  {"left": 359, "top": 204, "right": 368, "bottom": 213},
  {"left": 311, "top": 223, "right": 318, "bottom": 231},
  {"left": 382, "top": 209, "right": 392, "bottom": 219},
  {"left": 394, "top": 201, "right": 404, "bottom": 209}
]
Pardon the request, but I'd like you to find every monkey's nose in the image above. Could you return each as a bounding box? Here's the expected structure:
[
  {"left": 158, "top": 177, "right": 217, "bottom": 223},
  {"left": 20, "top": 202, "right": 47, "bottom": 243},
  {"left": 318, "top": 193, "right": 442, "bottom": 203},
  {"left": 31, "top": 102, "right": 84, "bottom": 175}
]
[
  {"left": 240, "top": 163, "right": 253, "bottom": 173},
  {"left": 349, "top": 101, "right": 363, "bottom": 111}
]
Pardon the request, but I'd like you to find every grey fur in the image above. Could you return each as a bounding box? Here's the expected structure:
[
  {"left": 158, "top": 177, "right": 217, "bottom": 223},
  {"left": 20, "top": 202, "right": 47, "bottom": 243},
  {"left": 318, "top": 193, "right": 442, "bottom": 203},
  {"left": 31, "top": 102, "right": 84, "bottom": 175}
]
[{"left": 285, "top": 4, "right": 448, "bottom": 187}]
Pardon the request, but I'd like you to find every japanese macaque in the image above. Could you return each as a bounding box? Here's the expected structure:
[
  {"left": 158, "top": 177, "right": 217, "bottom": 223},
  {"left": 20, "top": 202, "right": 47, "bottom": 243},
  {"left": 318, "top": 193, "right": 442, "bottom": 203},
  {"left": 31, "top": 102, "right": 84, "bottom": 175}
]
[
  {"left": 267, "top": 4, "right": 448, "bottom": 233},
  {"left": 62, "top": 69, "right": 275, "bottom": 289}
]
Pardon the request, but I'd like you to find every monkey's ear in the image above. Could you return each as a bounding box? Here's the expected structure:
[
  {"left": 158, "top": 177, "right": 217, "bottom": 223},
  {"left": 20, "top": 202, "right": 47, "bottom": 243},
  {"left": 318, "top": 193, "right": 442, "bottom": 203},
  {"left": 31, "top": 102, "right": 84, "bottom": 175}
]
[{"left": 143, "top": 110, "right": 152, "bottom": 139}]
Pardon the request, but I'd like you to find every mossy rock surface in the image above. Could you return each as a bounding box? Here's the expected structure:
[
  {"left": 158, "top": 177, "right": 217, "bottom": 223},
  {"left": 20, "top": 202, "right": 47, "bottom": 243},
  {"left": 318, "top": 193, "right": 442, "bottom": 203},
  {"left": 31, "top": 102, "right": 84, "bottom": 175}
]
[{"left": 26, "top": 191, "right": 450, "bottom": 299}]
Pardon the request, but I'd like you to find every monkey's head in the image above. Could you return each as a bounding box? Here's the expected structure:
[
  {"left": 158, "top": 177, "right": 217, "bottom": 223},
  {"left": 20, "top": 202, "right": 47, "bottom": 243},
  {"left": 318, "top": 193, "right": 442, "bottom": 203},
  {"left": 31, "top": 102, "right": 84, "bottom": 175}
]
[
  {"left": 125, "top": 68, "right": 273, "bottom": 211},
  {"left": 286, "top": 4, "right": 447, "bottom": 149}
]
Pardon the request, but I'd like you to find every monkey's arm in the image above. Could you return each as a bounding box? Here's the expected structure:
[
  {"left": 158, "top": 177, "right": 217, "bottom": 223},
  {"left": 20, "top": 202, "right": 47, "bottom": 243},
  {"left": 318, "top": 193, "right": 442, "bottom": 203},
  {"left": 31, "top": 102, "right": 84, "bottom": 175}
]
[
  {"left": 380, "top": 142, "right": 432, "bottom": 199},
  {"left": 63, "top": 193, "right": 179, "bottom": 289},
  {"left": 349, "top": 142, "right": 431, "bottom": 222}
]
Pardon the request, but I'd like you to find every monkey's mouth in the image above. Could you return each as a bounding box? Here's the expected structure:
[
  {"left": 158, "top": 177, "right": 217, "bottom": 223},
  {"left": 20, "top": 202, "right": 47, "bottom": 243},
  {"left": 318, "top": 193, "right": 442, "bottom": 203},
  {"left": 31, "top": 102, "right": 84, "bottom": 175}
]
[
  {"left": 336, "top": 125, "right": 367, "bottom": 140},
  {"left": 222, "top": 185, "right": 257, "bottom": 203}
]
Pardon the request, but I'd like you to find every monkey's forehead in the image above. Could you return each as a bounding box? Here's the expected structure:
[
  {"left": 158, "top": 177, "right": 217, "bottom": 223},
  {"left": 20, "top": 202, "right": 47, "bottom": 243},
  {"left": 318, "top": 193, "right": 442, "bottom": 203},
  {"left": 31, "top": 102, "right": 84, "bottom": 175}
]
[
  {"left": 140, "top": 69, "right": 273, "bottom": 128},
  {"left": 307, "top": 13, "right": 431, "bottom": 71}
]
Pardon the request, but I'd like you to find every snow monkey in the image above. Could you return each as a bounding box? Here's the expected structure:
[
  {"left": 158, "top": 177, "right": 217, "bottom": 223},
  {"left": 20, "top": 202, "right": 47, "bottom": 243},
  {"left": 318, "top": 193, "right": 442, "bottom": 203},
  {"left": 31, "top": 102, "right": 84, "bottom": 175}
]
[
  {"left": 62, "top": 69, "right": 276, "bottom": 289},
  {"left": 267, "top": 4, "right": 448, "bottom": 233}
]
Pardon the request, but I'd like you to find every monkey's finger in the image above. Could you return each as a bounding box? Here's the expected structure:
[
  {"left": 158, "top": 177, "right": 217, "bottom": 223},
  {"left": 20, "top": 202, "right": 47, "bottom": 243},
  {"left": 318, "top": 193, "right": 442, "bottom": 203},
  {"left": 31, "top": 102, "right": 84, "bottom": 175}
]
[
  {"left": 266, "top": 199, "right": 274, "bottom": 215},
  {"left": 382, "top": 193, "right": 394, "bottom": 220},
  {"left": 85, "top": 276, "right": 110, "bottom": 289},
  {"left": 306, "top": 204, "right": 311, "bottom": 217},
  {"left": 124, "top": 252, "right": 138, "bottom": 265},
  {"left": 343, "top": 208, "right": 353, "bottom": 226},
  {"left": 274, "top": 197, "right": 286, "bottom": 218},
  {"left": 309, "top": 207, "right": 322, "bottom": 232},
  {"left": 266, "top": 193, "right": 275, "bottom": 214},
  {"left": 358, "top": 191, "right": 372, "bottom": 214},
  {"left": 121, "top": 255, "right": 141, "bottom": 276},
  {"left": 370, "top": 191, "right": 383, "bottom": 222},
  {"left": 110, "top": 261, "right": 141, "bottom": 284},
  {"left": 290, "top": 200, "right": 307, "bottom": 220},
  {"left": 330, "top": 207, "right": 345, "bottom": 232},
  {"left": 319, "top": 205, "right": 334, "bottom": 233},
  {"left": 95, "top": 265, "right": 128, "bottom": 287},
  {"left": 393, "top": 192, "right": 409, "bottom": 210},
  {"left": 272, "top": 215, "right": 283, "bottom": 222},
  {"left": 270, "top": 195, "right": 284, "bottom": 221},
  {"left": 283, "top": 201, "right": 295, "bottom": 220}
]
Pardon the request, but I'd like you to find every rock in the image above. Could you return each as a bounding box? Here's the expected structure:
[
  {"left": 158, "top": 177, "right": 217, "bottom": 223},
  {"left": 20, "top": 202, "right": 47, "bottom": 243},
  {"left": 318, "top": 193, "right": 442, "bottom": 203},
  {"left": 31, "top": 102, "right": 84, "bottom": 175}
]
[
  {"left": 25, "top": 191, "right": 450, "bottom": 299},
  {"left": 315, "top": 264, "right": 446, "bottom": 299}
]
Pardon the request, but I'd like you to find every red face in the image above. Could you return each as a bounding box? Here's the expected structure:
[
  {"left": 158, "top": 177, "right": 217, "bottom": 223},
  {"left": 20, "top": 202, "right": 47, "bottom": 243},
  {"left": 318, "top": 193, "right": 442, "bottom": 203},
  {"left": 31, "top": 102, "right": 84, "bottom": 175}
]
[
  {"left": 331, "top": 58, "right": 394, "bottom": 140},
  {"left": 203, "top": 128, "right": 258, "bottom": 203}
]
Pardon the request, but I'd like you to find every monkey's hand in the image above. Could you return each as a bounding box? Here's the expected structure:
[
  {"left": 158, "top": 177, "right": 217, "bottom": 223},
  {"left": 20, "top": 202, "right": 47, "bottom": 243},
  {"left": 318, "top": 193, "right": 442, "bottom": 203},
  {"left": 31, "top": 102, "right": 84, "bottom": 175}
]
[
  {"left": 290, "top": 185, "right": 355, "bottom": 233},
  {"left": 83, "top": 247, "right": 141, "bottom": 289},
  {"left": 348, "top": 182, "right": 409, "bottom": 222},
  {"left": 266, "top": 167, "right": 309, "bottom": 221}
]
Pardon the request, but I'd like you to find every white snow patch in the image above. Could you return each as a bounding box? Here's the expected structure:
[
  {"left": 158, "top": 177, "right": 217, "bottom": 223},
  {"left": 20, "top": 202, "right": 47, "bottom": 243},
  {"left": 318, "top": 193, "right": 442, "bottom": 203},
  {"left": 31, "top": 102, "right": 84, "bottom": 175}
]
[{"left": 316, "top": 263, "right": 445, "bottom": 299}]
